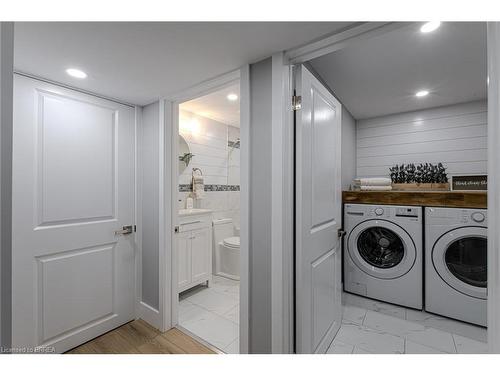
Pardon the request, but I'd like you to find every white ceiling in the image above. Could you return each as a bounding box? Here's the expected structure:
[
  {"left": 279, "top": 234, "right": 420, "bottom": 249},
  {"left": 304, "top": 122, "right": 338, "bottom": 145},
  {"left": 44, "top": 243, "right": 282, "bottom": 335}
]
[
  {"left": 181, "top": 83, "right": 240, "bottom": 127},
  {"left": 309, "top": 22, "right": 487, "bottom": 119},
  {"left": 14, "top": 22, "right": 354, "bottom": 106}
]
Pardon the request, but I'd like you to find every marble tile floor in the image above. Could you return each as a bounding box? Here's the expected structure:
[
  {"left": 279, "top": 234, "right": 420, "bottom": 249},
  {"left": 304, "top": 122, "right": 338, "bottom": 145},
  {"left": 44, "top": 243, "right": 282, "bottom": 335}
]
[
  {"left": 327, "top": 292, "right": 488, "bottom": 354},
  {"left": 178, "top": 276, "right": 240, "bottom": 354}
]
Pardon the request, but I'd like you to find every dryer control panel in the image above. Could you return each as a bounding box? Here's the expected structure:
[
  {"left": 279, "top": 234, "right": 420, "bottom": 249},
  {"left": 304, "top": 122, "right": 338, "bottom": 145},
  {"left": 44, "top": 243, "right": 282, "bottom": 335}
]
[{"left": 425, "top": 207, "right": 488, "bottom": 226}]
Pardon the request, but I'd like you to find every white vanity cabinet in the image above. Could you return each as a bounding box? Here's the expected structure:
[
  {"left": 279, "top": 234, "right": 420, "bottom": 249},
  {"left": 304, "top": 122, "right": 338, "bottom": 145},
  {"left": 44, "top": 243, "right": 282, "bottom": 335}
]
[{"left": 177, "top": 209, "right": 213, "bottom": 293}]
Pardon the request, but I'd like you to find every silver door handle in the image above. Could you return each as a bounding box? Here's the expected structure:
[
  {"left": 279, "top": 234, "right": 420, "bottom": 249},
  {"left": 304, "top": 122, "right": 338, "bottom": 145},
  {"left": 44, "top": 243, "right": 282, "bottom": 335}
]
[{"left": 115, "top": 225, "right": 135, "bottom": 235}]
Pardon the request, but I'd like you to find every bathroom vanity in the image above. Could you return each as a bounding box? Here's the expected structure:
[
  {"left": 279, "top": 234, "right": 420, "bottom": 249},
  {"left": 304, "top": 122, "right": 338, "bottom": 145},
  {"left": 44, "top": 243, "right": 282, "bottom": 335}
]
[{"left": 178, "top": 209, "right": 213, "bottom": 293}]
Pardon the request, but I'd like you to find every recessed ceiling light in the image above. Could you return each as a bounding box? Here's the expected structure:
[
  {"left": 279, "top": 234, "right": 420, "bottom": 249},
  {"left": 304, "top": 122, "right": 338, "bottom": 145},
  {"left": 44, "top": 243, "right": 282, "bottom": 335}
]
[
  {"left": 420, "top": 21, "right": 441, "bottom": 33},
  {"left": 227, "top": 93, "right": 238, "bottom": 101},
  {"left": 415, "top": 90, "right": 430, "bottom": 97},
  {"left": 65, "top": 68, "right": 87, "bottom": 79}
]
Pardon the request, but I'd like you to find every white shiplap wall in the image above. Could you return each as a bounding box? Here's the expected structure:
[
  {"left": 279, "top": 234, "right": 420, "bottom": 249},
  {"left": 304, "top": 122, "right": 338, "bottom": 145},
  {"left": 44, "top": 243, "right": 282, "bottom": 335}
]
[
  {"left": 180, "top": 110, "right": 227, "bottom": 186},
  {"left": 178, "top": 110, "right": 240, "bottom": 227},
  {"left": 356, "top": 100, "right": 487, "bottom": 178}
]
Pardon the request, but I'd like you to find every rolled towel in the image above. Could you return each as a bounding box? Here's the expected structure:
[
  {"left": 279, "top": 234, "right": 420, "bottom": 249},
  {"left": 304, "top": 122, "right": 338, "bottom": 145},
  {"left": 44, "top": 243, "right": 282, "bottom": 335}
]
[
  {"left": 353, "top": 177, "right": 392, "bottom": 186},
  {"left": 192, "top": 175, "right": 205, "bottom": 199},
  {"left": 359, "top": 185, "right": 393, "bottom": 191}
]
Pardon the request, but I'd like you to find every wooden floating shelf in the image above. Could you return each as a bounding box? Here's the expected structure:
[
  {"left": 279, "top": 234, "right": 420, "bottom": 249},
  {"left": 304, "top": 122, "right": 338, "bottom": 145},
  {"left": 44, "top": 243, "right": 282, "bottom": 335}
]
[
  {"left": 391, "top": 183, "right": 450, "bottom": 191},
  {"left": 343, "top": 190, "right": 487, "bottom": 209}
]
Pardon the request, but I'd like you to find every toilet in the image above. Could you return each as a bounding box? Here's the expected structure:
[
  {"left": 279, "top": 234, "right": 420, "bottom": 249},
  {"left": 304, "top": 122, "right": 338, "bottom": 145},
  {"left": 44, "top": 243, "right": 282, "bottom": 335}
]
[{"left": 212, "top": 218, "right": 240, "bottom": 280}]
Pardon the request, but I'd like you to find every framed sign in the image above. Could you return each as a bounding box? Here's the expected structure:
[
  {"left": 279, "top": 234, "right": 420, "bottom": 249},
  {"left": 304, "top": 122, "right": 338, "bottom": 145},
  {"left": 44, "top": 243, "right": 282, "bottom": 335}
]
[{"left": 451, "top": 175, "right": 488, "bottom": 191}]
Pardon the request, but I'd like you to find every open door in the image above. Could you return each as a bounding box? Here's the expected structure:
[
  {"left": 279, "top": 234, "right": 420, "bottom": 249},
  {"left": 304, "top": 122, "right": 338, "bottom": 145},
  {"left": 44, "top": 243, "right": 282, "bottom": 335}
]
[{"left": 295, "top": 65, "right": 342, "bottom": 354}]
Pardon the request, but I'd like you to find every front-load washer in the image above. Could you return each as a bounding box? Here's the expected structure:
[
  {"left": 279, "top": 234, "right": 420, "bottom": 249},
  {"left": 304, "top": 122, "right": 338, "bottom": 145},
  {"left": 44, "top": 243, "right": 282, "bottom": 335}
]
[
  {"left": 425, "top": 207, "right": 487, "bottom": 326},
  {"left": 344, "top": 204, "right": 423, "bottom": 309}
]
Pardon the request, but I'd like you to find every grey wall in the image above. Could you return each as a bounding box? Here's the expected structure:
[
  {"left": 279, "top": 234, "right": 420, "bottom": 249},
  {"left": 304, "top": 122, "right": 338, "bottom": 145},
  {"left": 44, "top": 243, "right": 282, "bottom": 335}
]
[
  {"left": 141, "top": 101, "right": 160, "bottom": 309},
  {"left": 341, "top": 107, "right": 356, "bottom": 189},
  {"left": 356, "top": 100, "right": 488, "bottom": 178},
  {"left": 249, "top": 57, "right": 272, "bottom": 353},
  {"left": 0, "top": 22, "right": 14, "bottom": 350}
]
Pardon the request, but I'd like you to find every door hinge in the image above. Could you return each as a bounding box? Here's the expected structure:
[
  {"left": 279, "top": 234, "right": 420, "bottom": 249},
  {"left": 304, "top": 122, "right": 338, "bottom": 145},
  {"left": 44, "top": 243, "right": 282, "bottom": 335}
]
[
  {"left": 292, "top": 95, "right": 302, "bottom": 111},
  {"left": 174, "top": 225, "right": 180, "bottom": 233},
  {"left": 338, "top": 229, "right": 346, "bottom": 238}
]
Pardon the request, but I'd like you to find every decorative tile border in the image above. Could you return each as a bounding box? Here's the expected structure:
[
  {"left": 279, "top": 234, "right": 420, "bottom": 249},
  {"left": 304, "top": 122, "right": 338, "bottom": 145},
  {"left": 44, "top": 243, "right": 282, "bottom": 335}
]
[{"left": 179, "top": 184, "right": 240, "bottom": 192}]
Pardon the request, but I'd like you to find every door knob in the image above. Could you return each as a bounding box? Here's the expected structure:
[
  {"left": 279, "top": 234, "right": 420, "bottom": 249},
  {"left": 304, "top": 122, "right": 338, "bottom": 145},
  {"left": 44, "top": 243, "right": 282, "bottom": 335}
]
[{"left": 115, "top": 225, "right": 135, "bottom": 235}]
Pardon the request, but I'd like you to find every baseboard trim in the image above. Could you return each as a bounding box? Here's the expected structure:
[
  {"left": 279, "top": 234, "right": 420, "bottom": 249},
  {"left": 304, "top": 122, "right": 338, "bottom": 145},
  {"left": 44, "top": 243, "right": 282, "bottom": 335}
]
[{"left": 138, "top": 301, "right": 161, "bottom": 330}]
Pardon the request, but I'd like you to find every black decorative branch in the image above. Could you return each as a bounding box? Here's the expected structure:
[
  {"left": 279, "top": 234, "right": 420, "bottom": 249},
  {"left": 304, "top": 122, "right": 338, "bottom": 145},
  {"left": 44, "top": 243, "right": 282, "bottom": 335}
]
[{"left": 389, "top": 163, "right": 448, "bottom": 184}]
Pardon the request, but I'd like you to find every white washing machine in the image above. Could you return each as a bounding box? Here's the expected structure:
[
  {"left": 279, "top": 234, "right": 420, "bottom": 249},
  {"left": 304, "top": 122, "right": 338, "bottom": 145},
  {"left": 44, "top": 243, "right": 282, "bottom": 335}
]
[
  {"left": 344, "top": 204, "right": 423, "bottom": 309},
  {"left": 425, "top": 207, "right": 487, "bottom": 326}
]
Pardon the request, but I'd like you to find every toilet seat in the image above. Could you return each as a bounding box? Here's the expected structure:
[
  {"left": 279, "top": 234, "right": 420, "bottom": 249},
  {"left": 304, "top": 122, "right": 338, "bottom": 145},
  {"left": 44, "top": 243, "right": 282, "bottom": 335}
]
[{"left": 223, "top": 236, "right": 240, "bottom": 248}]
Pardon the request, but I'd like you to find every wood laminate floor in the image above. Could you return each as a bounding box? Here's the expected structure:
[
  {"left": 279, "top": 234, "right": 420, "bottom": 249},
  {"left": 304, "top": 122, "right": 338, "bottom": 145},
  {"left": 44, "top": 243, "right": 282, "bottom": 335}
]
[{"left": 67, "top": 319, "right": 216, "bottom": 354}]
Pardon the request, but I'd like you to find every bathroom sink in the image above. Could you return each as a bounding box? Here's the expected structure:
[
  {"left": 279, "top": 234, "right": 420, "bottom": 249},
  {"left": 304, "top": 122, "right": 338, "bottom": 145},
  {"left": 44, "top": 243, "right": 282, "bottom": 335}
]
[{"left": 179, "top": 208, "right": 213, "bottom": 217}]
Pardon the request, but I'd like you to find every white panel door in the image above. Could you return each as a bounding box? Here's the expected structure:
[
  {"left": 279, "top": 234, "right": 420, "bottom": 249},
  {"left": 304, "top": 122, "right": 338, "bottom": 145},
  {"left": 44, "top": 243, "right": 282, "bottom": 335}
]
[
  {"left": 12, "top": 75, "right": 135, "bottom": 353},
  {"left": 295, "top": 65, "right": 342, "bottom": 354}
]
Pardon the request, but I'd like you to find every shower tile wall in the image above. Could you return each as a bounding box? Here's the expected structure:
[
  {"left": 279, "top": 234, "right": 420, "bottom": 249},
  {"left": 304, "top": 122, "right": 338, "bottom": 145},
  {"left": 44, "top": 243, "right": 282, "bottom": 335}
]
[{"left": 179, "top": 110, "right": 240, "bottom": 227}]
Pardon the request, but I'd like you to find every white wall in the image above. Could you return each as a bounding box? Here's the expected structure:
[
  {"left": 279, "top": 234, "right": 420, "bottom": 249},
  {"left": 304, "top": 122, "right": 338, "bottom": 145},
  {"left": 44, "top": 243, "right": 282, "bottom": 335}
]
[
  {"left": 178, "top": 189, "right": 240, "bottom": 228},
  {"left": 356, "top": 100, "right": 488, "bottom": 178},
  {"left": 178, "top": 110, "right": 240, "bottom": 228},
  {"left": 0, "top": 22, "right": 14, "bottom": 350},
  {"left": 341, "top": 107, "right": 356, "bottom": 189}
]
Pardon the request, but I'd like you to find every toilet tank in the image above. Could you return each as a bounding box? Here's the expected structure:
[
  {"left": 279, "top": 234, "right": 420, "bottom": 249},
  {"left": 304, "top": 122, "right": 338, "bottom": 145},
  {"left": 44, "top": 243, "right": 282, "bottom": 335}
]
[{"left": 213, "top": 218, "right": 234, "bottom": 246}]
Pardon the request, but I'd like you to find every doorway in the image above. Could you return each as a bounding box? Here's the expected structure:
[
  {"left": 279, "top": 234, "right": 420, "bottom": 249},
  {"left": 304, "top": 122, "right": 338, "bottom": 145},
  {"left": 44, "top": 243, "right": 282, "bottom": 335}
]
[
  {"left": 176, "top": 83, "right": 241, "bottom": 353},
  {"left": 290, "top": 22, "right": 489, "bottom": 354},
  {"left": 161, "top": 69, "right": 249, "bottom": 354}
]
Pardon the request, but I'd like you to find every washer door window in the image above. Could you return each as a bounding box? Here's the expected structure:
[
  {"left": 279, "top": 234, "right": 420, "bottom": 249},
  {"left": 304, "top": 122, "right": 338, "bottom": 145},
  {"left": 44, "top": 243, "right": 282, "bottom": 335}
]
[
  {"left": 357, "top": 227, "right": 405, "bottom": 268},
  {"left": 348, "top": 220, "right": 416, "bottom": 279},
  {"left": 432, "top": 226, "right": 487, "bottom": 299}
]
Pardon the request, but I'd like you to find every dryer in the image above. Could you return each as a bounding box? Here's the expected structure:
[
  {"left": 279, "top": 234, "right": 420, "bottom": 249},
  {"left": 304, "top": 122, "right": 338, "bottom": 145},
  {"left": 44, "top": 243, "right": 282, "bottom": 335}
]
[
  {"left": 344, "top": 204, "right": 423, "bottom": 309},
  {"left": 425, "top": 207, "right": 487, "bottom": 326}
]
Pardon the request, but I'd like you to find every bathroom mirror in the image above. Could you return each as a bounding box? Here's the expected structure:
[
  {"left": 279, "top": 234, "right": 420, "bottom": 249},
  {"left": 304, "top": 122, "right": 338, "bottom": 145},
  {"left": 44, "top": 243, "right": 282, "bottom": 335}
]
[{"left": 179, "top": 135, "right": 193, "bottom": 175}]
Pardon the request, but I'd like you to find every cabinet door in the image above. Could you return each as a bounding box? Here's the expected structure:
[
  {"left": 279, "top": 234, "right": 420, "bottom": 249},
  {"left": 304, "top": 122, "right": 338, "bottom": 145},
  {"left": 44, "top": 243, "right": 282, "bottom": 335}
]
[
  {"left": 178, "top": 231, "right": 191, "bottom": 291},
  {"left": 191, "top": 227, "right": 210, "bottom": 284}
]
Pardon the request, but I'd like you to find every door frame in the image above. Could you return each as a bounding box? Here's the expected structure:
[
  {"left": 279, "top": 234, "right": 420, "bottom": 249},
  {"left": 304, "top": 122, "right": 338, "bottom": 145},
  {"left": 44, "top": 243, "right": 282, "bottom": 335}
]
[
  {"left": 487, "top": 22, "right": 500, "bottom": 354},
  {"left": 159, "top": 67, "right": 250, "bottom": 353},
  {"left": 0, "top": 22, "right": 14, "bottom": 351},
  {"left": 276, "top": 21, "right": 499, "bottom": 353}
]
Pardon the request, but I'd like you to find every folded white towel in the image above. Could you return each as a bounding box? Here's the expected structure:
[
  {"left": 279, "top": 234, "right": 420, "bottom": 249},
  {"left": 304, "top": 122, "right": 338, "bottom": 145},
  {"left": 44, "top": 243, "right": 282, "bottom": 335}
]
[
  {"left": 358, "top": 185, "right": 393, "bottom": 191},
  {"left": 192, "top": 175, "right": 205, "bottom": 199},
  {"left": 353, "top": 177, "right": 392, "bottom": 186}
]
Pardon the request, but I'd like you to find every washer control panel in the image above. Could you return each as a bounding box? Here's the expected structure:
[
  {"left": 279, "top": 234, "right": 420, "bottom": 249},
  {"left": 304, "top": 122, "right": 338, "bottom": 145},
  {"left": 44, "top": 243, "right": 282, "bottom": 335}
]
[
  {"left": 349, "top": 204, "right": 422, "bottom": 220},
  {"left": 471, "top": 212, "right": 486, "bottom": 223},
  {"left": 366, "top": 206, "right": 389, "bottom": 218},
  {"left": 395, "top": 207, "right": 419, "bottom": 218}
]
